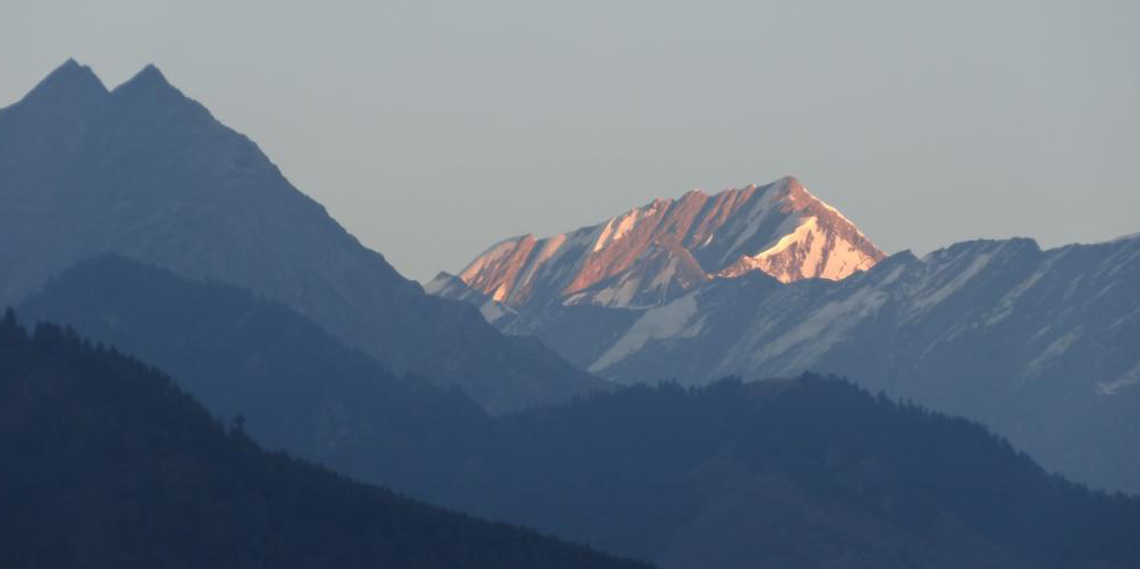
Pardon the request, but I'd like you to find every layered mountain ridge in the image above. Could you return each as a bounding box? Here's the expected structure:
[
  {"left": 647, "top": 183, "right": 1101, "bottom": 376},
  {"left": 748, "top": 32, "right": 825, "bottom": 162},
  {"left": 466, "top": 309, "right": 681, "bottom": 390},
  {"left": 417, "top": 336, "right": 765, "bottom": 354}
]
[
  {"left": 430, "top": 176, "right": 885, "bottom": 313},
  {"left": 427, "top": 161, "right": 1140, "bottom": 492},
  {"left": 0, "top": 60, "right": 604, "bottom": 413},
  {"left": 442, "top": 230, "right": 1140, "bottom": 492},
  {"left": 0, "top": 311, "right": 649, "bottom": 569},
  {"left": 5, "top": 59, "right": 1140, "bottom": 568},
  {"left": 15, "top": 264, "right": 1140, "bottom": 568}
]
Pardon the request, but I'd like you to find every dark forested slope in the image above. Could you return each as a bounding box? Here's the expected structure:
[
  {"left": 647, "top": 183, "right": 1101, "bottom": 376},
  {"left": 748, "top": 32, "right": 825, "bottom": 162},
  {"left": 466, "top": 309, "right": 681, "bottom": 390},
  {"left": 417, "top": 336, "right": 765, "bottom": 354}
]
[
  {"left": 448, "top": 378, "right": 1140, "bottom": 569},
  {"left": 0, "top": 310, "right": 648, "bottom": 569},
  {"left": 19, "top": 254, "right": 485, "bottom": 490}
]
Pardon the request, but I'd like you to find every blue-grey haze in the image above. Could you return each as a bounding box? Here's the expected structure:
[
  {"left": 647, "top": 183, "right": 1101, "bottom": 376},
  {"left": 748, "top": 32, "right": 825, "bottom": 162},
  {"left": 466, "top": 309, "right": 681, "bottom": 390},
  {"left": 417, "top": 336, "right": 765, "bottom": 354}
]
[{"left": 3, "top": 0, "right": 1137, "bottom": 281}]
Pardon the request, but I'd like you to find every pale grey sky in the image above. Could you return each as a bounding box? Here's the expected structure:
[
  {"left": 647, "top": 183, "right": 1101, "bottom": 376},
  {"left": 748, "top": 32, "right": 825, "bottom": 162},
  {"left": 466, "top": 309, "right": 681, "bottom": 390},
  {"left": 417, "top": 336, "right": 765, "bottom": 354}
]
[{"left": 3, "top": 0, "right": 1138, "bottom": 282}]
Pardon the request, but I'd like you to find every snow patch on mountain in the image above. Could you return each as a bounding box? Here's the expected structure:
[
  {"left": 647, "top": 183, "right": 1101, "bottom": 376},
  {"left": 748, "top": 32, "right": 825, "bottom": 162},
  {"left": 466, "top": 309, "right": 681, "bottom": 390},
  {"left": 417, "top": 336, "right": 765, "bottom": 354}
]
[
  {"left": 718, "top": 215, "right": 879, "bottom": 283},
  {"left": 479, "top": 300, "right": 509, "bottom": 323},
  {"left": 802, "top": 186, "right": 874, "bottom": 242},
  {"left": 985, "top": 260, "right": 1054, "bottom": 326},
  {"left": 590, "top": 293, "right": 700, "bottom": 372},
  {"left": 909, "top": 249, "right": 996, "bottom": 312},
  {"left": 1099, "top": 361, "right": 1140, "bottom": 395},
  {"left": 612, "top": 210, "right": 640, "bottom": 242},
  {"left": 517, "top": 233, "right": 567, "bottom": 292},
  {"left": 491, "top": 282, "right": 509, "bottom": 302},
  {"left": 593, "top": 219, "right": 615, "bottom": 253},
  {"left": 750, "top": 286, "right": 889, "bottom": 372},
  {"left": 586, "top": 274, "right": 643, "bottom": 308},
  {"left": 726, "top": 216, "right": 817, "bottom": 277},
  {"left": 534, "top": 234, "right": 567, "bottom": 267},
  {"left": 650, "top": 258, "right": 680, "bottom": 292},
  {"left": 1026, "top": 330, "right": 1082, "bottom": 378}
]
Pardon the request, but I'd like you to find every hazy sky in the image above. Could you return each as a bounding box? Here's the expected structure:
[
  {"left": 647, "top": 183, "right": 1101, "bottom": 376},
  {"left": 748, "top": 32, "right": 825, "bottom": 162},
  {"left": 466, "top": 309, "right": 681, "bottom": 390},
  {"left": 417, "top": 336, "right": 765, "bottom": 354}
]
[{"left": 4, "top": 0, "right": 1138, "bottom": 281}]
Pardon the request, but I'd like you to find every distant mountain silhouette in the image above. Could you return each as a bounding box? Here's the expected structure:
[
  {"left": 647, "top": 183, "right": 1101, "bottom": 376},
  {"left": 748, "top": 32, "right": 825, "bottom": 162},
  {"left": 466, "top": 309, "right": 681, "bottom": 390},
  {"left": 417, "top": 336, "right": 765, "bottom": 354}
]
[
  {"left": 20, "top": 256, "right": 1140, "bottom": 569},
  {"left": 0, "top": 59, "right": 604, "bottom": 413},
  {"left": 450, "top": 377, "right": 1140, "bottom": 569},
  {"left": 0, "top": 310, "right": 649, "bottom": 569}
]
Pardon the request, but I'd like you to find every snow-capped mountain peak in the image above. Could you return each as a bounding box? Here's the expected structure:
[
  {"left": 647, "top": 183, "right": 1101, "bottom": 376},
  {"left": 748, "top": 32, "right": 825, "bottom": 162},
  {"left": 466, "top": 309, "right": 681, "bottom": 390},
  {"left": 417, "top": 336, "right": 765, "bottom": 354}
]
[
  {"left": 715, "top": 180, "right": 882, "bottom": 283},
  {"left": 434, "top": 176, "right": 885, "bottom": 310}
]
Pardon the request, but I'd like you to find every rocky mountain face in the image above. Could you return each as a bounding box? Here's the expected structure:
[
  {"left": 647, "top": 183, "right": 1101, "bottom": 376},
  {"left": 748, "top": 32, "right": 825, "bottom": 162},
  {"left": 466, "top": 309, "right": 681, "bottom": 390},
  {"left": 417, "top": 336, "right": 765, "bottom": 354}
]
[
  {"left": 0, "top": 60, "right": 605, "bottom": 413},
  {"left": 430, "top": 176, "right": 885, "bottom": 313},
  {"left": 444, "top": 230, "right": 1140, "bottom": 493}
]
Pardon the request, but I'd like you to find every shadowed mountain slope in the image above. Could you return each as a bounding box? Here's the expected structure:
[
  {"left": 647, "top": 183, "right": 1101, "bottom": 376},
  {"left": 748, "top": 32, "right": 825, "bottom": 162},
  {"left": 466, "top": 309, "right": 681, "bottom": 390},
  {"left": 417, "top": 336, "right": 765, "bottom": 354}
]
[
  {"left": 18, "top": 255, "right": 485, "bottom": 490},
  {"left": 0, "top": 59, "right": 604, "bottom": 413},
  {"left": 0, "top": 311, "right": 650, "bottom": 569}
]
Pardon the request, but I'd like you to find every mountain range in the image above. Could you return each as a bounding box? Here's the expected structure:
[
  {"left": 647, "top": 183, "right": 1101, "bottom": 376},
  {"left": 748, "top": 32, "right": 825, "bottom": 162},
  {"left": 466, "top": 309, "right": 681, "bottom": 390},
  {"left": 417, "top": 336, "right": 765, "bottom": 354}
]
[
  {"left": 435, "top": 181, "right": 1140, "bottom": 494},
  {"left": 18, "top": 254, "right": 1140, "bottom": 569},
  {"left": 3, "top": 59, "right": 1139, "bottom": 568}
]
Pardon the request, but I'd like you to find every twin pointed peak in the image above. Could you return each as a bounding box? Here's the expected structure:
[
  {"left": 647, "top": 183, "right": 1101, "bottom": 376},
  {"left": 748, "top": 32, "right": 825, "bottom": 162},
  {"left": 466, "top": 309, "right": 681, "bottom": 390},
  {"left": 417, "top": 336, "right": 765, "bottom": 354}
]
[{"left": 21, "top": 59, "right": 180, "bottom": 109}]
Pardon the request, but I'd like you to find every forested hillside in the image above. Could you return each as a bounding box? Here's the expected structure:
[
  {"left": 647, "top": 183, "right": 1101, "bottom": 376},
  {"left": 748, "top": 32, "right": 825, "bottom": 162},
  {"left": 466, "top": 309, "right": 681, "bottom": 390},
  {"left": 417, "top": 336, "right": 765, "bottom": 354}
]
[{"left": 0, "top": 310, "right": 648, "bottom": 569}]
